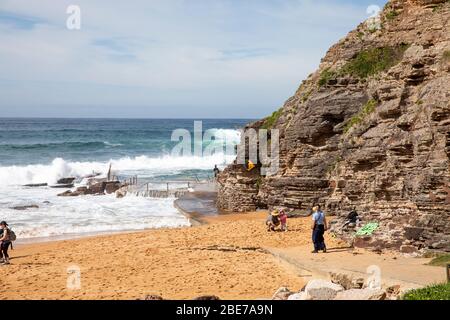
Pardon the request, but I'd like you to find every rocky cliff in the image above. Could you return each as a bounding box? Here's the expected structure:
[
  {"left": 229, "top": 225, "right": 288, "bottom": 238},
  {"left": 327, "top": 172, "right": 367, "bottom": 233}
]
[{"left": 217, "top": 0, "right": 450, "bottom": 253}]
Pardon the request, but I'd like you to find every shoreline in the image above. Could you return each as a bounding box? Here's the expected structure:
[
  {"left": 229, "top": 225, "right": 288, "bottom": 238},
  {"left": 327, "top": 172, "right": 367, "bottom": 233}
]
[{"left": 14, "top": 191, "right": 220, "bottom": 246}]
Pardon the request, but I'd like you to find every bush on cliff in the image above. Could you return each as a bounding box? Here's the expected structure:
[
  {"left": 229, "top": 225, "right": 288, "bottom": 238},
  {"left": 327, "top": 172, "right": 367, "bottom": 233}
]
[
  {"left": 318, "top": 68, "right": 338, "bottom": 87},
  {"left": 318, "top": 45, "right": 409, "bottom": 87},
  {"left": 402, "top": 283, "right": 450, "bottom": 300},
  {"left": 344, "top": 99, "right": 377, "bottom": 133},
  {"left": 443, "top": 50, "right": 450, "bottom": 62},
  {"left": 262, "top": 109, "right": 282, "bottom": 129},
  {"left": 341, "top": 45, "right": 409, "bottom": 78}
]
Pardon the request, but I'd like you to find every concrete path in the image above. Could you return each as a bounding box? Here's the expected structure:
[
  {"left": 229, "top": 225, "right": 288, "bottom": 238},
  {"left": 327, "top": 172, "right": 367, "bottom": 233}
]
[{"left": 268, "top": 245, "right": 447, "bottom": 290}]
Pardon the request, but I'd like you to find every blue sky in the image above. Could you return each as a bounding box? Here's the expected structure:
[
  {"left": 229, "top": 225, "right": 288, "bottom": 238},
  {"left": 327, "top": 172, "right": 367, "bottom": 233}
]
[{"left": 0, "top": 0, "right": 387, "bottom": 118}]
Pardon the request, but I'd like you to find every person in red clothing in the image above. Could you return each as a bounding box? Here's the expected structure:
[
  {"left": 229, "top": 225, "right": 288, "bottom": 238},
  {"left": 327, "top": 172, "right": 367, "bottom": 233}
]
[{"left": 279, "top": 209, "right": 288, "bottom": 232}]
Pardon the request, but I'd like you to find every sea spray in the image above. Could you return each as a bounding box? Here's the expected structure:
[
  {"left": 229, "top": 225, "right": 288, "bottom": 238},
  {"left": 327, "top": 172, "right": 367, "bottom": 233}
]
[{"left": 0, "top": 119, "right": 248, "bottom": 240}]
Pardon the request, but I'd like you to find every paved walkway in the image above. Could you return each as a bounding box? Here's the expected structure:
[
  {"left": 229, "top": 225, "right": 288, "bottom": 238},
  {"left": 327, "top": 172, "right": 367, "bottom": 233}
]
[{"left": 268, "top": 245, "right": 447, "bottom": 290}]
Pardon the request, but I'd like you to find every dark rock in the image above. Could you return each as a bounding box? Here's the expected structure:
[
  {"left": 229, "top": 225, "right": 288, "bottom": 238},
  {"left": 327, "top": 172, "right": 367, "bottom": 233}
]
[
  {"left": 57, "top": 177, "right": 76, "bottom": 184},
  {"left": 24, "top": 183, "right": 47, "bottom": 187},
  {"left": 105, "top": 181, "right": 121, "bottom": 194},
  {"left": 89, "top": 182, "right": 106, "bottom": 195},
  {"left": 400, "top": 245, "right": 418, "bottom": 254},
  {"left": 193, "top": 295, "right": 220, "bottom": 300},
  {"left": 11, "top": 204, "right": 39, "bottom": 210},
  {"left": 404, "top": 227, "right": 425, "bottom": 240},
  {"left": 57, "top": 190, "right": 74, "bottom": 197},
  {"left": 143, "top": 295, "right": 164, "bottom": 300}
]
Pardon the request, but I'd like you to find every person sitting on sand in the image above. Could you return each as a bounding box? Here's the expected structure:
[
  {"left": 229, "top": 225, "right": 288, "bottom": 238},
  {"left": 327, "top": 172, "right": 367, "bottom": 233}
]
[
  {"left": 0, "top": 221, "right": 12, "bottom": 265},
  {"left": 266, "top": 210, "right": 280, "bottom": 232},
  {"left": 311, "top": 206, "right": 327, "bottom": 253},
  {"left": 279, "top": 209, "right": 288, "bottom": 232}
]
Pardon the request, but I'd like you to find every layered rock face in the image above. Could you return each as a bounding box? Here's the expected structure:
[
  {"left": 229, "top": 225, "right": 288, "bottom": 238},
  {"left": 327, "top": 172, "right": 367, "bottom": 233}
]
[{"left": 217, "top": 0, "right": 450, "bottom": 252}]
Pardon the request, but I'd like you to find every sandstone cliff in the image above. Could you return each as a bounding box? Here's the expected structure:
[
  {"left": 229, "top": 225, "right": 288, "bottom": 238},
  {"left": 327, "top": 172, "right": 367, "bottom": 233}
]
[{"left": 217, "top": 0, "right": 450, "bottom": 252}]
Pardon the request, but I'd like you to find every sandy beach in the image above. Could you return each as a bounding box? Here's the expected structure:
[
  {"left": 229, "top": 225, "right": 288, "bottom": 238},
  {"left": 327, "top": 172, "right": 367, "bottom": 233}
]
[{"left": 0, "top": 212, "right": 343, "bottom": 300}]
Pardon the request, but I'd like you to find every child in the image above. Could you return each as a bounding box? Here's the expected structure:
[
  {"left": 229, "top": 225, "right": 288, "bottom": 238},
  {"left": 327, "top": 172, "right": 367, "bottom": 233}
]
[{"left": 279, "top": 209, "right": 288, "bottom": 232}]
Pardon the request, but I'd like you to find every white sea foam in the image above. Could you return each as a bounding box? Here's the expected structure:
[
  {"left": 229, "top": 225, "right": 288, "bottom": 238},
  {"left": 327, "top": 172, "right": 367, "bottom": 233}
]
[
  {"left": 0, "top": 153, "right": 236, "bottom": 186},
  {"left": 1, "top": 187, "right": 190, "bottom": 240},
  {"left": 0, "top": 127, "right": 241, "bottom": 240}
]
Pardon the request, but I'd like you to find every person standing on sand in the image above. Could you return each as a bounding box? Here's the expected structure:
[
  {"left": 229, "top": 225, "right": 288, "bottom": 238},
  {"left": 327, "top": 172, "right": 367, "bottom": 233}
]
[
  {"left": 311, "top": 206, "right": 327, "bottom": 253},
  {"left": 0, "top": 221, "right": 12, "bottom": 265}
]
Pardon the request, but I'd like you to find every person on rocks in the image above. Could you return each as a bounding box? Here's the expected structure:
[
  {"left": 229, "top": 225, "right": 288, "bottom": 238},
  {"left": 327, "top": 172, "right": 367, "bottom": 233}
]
[
  {"left": 311, "top": 206, "right": 327, "bottom": 253},
  {"left": 342, "top": 208, "right": 360, "bottom": 230},
  {"left": 213, "top": 165, "right": 220, "bottom": 179},
  {"left": 0, "top": 221, "right": 12, "bottom": 265},
  {"left": 266, "top": 210, "right": 281, "bottom": 232}
]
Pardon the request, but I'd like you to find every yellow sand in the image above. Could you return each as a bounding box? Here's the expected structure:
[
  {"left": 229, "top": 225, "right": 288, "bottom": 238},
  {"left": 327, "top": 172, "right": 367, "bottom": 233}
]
[{"left": 0, "top": 212, "right": 342, "bottom": 300}]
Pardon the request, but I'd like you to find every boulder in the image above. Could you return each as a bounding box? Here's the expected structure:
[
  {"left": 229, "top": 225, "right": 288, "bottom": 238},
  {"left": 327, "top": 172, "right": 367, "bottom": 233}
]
[
  {"left": 304, "top": 279, "right": 344, "bottom": 300},
  {"left": 75, "top": 186, "right": 94, "bottom": 195},
  {"left": 385, "top": 285, "right": 401, "bottom": 300},
  {"left": 116, "top": 190, "right": 126, "bottom": 198},
  {"left": 272, "top": 287, "right": 294, "bottom": 300},
  {"left": 404, "top": 227, "right": 424, "bottom": 240},
  {"left": 334, "top": 288, "right": 387, "bottom": 300},
  {"left": 287, "top": 292, "right": 310, "bottom": 300},
  {"left": 330, "top": 273, "right": 365, "bottom": 290},
  {"left": 89, "top": 182, "right": 106, "bottom": 195},
  {"left": 400, "top": 244, "right": 419, "bottom": 254},
  {"left": 57, "top": 190, "right": 74, "bottom": 197},
  {"left": 105, "top": 181, "right": 121, "bottom": 194}
]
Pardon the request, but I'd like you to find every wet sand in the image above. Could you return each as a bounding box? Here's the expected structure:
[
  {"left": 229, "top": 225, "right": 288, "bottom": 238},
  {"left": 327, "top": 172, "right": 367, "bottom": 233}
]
[{"left": 0, "top": 212, "right": 343, "bottom": 300}]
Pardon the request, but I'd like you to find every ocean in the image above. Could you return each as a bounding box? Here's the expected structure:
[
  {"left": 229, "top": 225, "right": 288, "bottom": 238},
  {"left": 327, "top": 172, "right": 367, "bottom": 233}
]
[{"left": 0, "top": 118, "right": 250, "bottom": 241}]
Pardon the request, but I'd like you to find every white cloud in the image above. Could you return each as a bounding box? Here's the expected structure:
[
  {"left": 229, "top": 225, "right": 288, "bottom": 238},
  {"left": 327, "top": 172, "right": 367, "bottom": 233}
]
[{"left": 0, "top": 0, "right": 387, "bottom": 117}]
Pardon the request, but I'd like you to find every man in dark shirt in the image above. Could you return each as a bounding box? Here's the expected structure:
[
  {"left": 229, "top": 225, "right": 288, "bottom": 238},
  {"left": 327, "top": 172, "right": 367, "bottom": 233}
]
[{"left": 213, "top": 165, "right": 220, "bottom": 178}]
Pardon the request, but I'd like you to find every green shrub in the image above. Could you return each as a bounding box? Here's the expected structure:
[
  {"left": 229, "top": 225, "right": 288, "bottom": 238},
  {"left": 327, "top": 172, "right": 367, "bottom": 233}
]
[
  {"left": 403, "top": 283, "right": 450, "bottom": 300},
  {"left": 318, "top": 45, "right": 409, "bottom": 87},
  {"left": 340, "top": 45, "right": 409, "bottom": 78},
  {"left": 432, "top": 0, "right": 450, "bottom": 12},
  {"left": 385, "top": 10, "right": 399, "bottom": 20},
  {"left": 427, "top": 254, "right": 450, "bottom": 267},
  {"left": 318, "top": 68, "right": 338, "bottom": 87},
  {"left": 344, "top": 99, "right": 377, "bottom": 133},
  {"left": 262, "top": 109, "right": 282, "bottom": 129},
  {"left": 443, "top": 50, "right": 450, "bottom": 62},
  {"left": 302, "top": 89, "right": 312, "bottom": 102}
]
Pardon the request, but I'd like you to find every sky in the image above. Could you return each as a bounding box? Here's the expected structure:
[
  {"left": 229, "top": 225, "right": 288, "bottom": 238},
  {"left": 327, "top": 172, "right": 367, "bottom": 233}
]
[{"left": 0, "top": 0, "right": 387, "bottom": 119}]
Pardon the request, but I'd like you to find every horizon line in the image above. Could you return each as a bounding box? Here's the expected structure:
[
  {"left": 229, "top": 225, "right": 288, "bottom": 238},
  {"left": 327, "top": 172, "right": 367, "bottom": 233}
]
[{"left": 0, "top": 116, "right": 258, "bottom": 120}]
